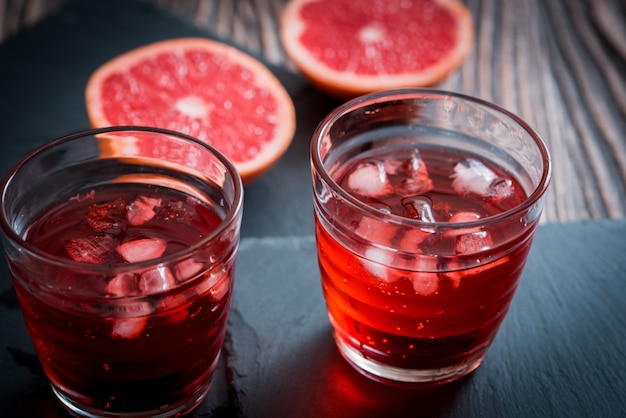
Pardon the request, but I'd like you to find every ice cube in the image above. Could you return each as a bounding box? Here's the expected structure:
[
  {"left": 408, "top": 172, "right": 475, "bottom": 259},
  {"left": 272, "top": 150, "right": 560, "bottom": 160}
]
[
  {"left": 488, "top": 177, "right": 513, "bottom": 201},
  {"left": 106, "top": 273, "right": 139, "bottom": 297},
  {"left": 442, "top": 255, "right": 511, "bottom": 289},
  {"left": 449, "top": 211, "right": 482, "bottom": 223},
  {"left": 455, "top": 230, "right": 493, "bottom": 254},
  {"left": 111, "top": 317, "right": 147, "bottom": 339},
  {"left": 209, "top": 273, "right": 230, "bottom": 302},
  {"left": 451, "top": 159, "right": 512, "bottom": 200},
  {"left": 354, "top": 215, "right": 396, "bottom": 244},
  {"left": 347, "top": 160, "right": 392, "bottom": 198},
  {"left": 446, "top": 211, "right": 492, "bottom": 253},
  {"left": 411, "top": 273, "right": 439, "bottom": 296},
  {"left": 451, "top": 159, "right": 494, "bottom": 195},
  {"left": 383, "top": 150, "right": 423, "bottom": 175},
  {"left": 174, "top": 257, "right": 206, "bottom": 283},
  {"left": 387, "top": 151, "right": 434, "bottom": 196},
  {"left": 396, "top": 177, "right": 434, "bottom": 197},
  {"left": 445, "top": 272, "right": 462, "bottom": 290},
  {"left": 445, "top": 210, "right": 483, "bottom": 234},
  {"left": 116, "top": 237, "right": 167, "bottom": 263},
  {"left": 361, "top": 247, "right": 399, "bottom": 283},
  {"left": 402, "top": 196, "right": 436, "bottom": 222},
  {"left": 138, "top": 266, "right": 176, "bottom": 293},
  {"left": 127, "top": 196, "right": 161, "bottom": 226},
  {"left": 64, "top": 234, "right": 114, "bottom": 264},
  {"left": 397, "top": 228, "right": 429, "bottom": 250}
]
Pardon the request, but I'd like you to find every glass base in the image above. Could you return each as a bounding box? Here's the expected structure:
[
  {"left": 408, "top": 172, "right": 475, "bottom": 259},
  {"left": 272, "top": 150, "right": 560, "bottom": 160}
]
[
  {"left": 334, "top": 331, "right": 485, "bottom": 388},
  {"left": 52, "top": 379, "right": 211, "bottom": 418}
]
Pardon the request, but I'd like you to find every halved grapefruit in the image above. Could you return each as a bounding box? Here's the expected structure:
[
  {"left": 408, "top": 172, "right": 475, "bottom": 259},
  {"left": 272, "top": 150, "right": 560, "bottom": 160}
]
[
  {"left": 85, "top": 38, "right": 296, "bottom": 184},
  {"left": 280, "top": 0, "right": 474, "bottom": 98}
]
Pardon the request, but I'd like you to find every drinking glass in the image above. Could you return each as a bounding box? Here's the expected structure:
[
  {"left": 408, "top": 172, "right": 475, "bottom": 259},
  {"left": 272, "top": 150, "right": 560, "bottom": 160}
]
[
  {"left": 0, "top": 126, "right": 243, "bottom": 417},
  {"left": 310, "top": 89, "right": 551, "bottom": 387}
]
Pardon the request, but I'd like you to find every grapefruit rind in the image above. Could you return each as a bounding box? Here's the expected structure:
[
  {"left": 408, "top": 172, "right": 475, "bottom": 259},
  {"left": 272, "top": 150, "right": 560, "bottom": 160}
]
[
  {"left": 280, "top": 0, "right": 474, "bottom": 99},
  {"left": 85, "top": 38, "right": 296, "bottom": 184}
]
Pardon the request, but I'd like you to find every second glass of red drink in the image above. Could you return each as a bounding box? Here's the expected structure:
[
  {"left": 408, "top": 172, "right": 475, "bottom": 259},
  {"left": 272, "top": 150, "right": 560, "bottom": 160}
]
[{"left": 311, "top": 89, "right": 551, "bottom": 387}]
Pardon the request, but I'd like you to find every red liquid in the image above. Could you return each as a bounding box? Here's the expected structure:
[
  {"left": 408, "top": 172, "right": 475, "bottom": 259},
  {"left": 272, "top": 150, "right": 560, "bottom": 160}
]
[
  {"left": 11, "top": 184, "right": 234, "bottom": 413},
  {"left": 315, "top": 147, "right": 536, "bottom": 382}
]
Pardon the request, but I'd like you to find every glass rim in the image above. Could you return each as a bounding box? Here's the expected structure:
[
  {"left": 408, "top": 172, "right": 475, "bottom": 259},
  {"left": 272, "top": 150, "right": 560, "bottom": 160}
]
[
  {"left": 0, "top": 125, "right": 244, "bottom": 272},
  {"left": 310, "top": 88, "right": 552, "bottom": 228}
]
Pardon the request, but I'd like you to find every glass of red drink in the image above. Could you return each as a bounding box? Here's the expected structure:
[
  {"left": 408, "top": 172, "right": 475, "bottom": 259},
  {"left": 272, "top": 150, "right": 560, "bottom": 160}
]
[
  {"left": 311, "top": 89, "right": 551, "bottom": 387},
  {"left": 0, "top": 127, "right": 243, "bottom": 417}
]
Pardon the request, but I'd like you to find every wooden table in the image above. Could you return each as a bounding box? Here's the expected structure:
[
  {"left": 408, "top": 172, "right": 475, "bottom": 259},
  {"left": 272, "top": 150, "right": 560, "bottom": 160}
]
[
  {"left": 2, "top": 0, "right": 625, "bottom": 224},
  {"left": 0, "top": 1, "right": 625, "bottom": 417}
]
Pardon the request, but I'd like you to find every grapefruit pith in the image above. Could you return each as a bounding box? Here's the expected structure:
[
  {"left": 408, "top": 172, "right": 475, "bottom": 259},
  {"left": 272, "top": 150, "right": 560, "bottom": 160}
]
[
  {"left": 86, "top": 38, "right": 296, "bottom": 184},
  {"left": 280, "top": 0, "right": 474, "bottom": 98}
]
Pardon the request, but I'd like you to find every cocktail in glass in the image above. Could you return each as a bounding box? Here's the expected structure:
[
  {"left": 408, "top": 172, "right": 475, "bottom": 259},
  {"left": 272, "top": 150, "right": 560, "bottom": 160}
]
[
  {"left": 0, "top": 127, "right": 244, "bottom": 417},
  {"left": 311, "top": 89, "right": 551, "bottom": 387}
]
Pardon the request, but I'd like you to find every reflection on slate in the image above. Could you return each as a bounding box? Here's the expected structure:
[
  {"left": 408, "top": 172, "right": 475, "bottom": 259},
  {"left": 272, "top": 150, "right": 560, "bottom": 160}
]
[{"left": 0, "top": 0, "right": 625, "bottom": 417}]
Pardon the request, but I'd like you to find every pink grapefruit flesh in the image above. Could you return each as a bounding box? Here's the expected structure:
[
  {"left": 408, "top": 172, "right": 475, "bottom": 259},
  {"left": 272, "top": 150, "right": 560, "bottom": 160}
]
[
  {"left": 280, "top": 0, "right": 474, "bottom": 98},
  {"left": 86, "top": 38, "right": 297, "bottom": 184}
]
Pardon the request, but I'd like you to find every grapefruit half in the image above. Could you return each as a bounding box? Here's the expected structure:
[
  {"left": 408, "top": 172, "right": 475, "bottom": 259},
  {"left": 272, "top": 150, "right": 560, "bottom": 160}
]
[
  {"left": 86, "top": 38, "right": 296, "bottom": 184},
  {"left": 280, "top": 0, "right": 474, "bottom": 98}
]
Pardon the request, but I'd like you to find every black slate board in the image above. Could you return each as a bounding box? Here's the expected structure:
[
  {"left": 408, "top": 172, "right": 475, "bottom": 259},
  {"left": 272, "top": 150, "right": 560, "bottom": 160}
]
[
  {"left": 1, "top": 221, "right": 625, "bottom": 417},
  {"left": 221, "top": 221, "right": 626, "bottom": 418}
]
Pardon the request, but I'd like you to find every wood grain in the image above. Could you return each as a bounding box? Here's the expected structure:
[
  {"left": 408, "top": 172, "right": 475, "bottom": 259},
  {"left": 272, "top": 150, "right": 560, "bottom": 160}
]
[{"left": 1, "top": 0, "right": 625, "bottom": 224}]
